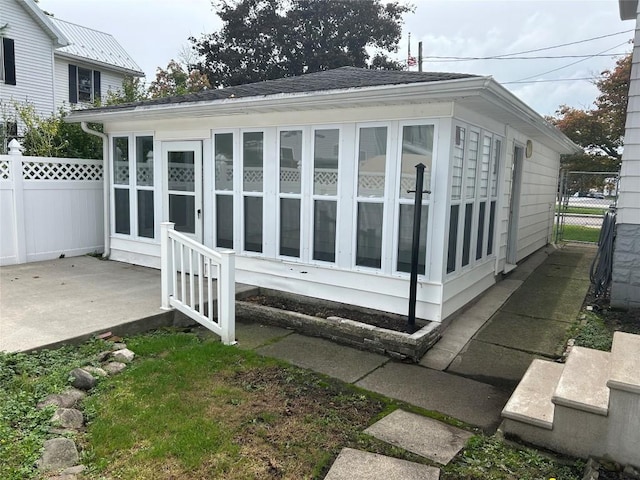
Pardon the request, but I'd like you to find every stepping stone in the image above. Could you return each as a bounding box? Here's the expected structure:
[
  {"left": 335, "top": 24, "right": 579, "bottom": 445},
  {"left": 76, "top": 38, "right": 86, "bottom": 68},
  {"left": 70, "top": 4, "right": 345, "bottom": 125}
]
[
  {"left": 365, "top": 409, "right": 472, "bottom": 465},
  {"left": 324, "top": 448, "right": 440, "bottom": 480}
]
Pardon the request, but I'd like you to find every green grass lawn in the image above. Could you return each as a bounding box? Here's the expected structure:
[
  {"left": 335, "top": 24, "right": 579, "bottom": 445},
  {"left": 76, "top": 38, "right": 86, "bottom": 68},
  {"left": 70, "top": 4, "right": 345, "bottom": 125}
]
[
  {"left": 558, "top": 206, "right": 607, "bottom": 215},
  {"left": 1, "top": 330, "right": 585, "bottom": 480},
  {"left": 555, "top": 224, "right": 601, "bottom": 243}
]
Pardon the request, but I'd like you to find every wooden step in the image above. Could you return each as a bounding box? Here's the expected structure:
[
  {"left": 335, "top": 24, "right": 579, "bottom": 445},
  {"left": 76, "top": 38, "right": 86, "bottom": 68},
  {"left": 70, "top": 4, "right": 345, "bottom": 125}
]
[
  {"left": 607, "top": 331, "right": 640, "bottom": 394},
  {"left": 502, "top": 359, "right": 564, "bottom": 429},
  {"left": 552, "top": 346, "right": 610, "bottom": 416}
]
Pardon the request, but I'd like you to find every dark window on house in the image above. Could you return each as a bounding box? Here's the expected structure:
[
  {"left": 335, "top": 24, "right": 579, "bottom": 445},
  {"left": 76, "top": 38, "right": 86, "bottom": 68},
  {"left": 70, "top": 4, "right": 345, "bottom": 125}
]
[
  {"left": 68, "top": 65, "right": 101, "bottom": 103},
  {"left": 2, "top": 37, "right": 16, "bottom": 85},
  {"left": 447, "top": 205, "right": 459, "bottom": 274}
]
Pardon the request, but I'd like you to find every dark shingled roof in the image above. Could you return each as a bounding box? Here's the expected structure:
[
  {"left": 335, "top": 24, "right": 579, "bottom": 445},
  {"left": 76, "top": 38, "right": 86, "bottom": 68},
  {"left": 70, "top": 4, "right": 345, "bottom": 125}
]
[{"left": 94, "top": 66, "right": 479, "bottom": 112}]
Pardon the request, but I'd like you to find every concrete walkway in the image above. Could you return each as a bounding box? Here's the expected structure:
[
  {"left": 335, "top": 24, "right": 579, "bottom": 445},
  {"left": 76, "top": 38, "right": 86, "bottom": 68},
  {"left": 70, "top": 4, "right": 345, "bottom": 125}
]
[{"left": 1, "top": 244, "right": 595, "bottom": 433}]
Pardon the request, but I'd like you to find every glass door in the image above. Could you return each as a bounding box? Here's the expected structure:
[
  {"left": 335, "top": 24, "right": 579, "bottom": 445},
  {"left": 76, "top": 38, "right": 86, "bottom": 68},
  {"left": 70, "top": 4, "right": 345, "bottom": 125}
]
[{"left": 162, "top": 141, "right": 203, "bottom": 242}]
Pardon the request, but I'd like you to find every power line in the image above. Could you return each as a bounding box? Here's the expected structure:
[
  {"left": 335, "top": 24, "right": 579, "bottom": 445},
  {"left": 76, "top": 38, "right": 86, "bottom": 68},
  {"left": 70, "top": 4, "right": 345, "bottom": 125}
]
[
  {"left": 424, "top": 53, "right": 629, "bottom": 62},
  {"left": 511, "top": 41, "right": 630, "bottom": 83},
  {"left": 503, "top": 77, "right": 603, "bottom": 85},
  {"left": 489, "top": 29, "right": 634, "bottom": 58}
]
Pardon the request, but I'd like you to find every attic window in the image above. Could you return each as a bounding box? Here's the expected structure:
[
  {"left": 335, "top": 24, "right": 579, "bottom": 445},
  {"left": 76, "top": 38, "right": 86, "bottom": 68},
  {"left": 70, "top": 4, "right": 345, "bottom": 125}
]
[{"left": 68, "top": 65, "right": 101, "bottom": 104}]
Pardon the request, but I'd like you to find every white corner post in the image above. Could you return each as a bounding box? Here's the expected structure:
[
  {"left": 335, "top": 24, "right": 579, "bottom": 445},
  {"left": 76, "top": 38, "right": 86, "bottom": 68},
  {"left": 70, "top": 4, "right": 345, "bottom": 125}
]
[
  {"left": 160, "top": 222, "right": 175, "bottom": 310},
  {"left": 219, "top": 249, "right": 236, "bottom": 345},
  {"left": 8, "top": 139, "right": 27, "bottom": 264}
]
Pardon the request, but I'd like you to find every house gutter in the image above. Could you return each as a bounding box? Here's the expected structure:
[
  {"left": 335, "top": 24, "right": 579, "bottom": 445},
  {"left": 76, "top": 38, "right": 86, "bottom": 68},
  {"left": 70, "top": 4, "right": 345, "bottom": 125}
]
[{"left": 80, "top": 122, "right": 110, "bottom": 258}]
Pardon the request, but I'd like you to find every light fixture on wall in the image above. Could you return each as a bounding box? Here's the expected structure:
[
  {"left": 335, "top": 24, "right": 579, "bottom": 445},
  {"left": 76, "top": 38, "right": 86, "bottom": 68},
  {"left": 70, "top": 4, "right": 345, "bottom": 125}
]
[{"left": 525, "top": 140, "right": 533, "bottom": 158}]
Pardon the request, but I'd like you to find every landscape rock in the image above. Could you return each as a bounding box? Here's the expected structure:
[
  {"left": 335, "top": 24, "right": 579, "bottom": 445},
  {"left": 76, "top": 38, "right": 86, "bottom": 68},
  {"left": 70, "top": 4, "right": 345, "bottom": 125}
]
[
  {"left": 37, "top": 438, "right": 79, "bottom": 471},
  {"left": 112, "top": 342, "right": 127, "bottom": 350},
  {"left": 38, "top": 389, "right": 86, "bottom": 410},
  {"left": 61, "top": 465, "right": 86, "bottom": 475},
  {"left": 51, "top": 408, "right": 84, "bottom": 430},
  {"left": 81, "top": 366, "right": 107, "bottom": 377},
  {"left": 104, "top": 361, "right": 126, "bottom": 375},
  {"left": 96, "top": 350, "right": 112, "bottom": 362},
  {"left": 112, "top": 348, "right": 135, "bottom": 363},
  {"left": 69, "top": 368, "right": 96, "bottom": 390}
]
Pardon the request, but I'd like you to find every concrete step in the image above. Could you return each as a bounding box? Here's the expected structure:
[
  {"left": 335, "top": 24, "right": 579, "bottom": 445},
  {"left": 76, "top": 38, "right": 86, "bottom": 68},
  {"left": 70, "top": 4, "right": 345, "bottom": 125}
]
[
  {"left": 552, "top": 346, "right": 610, "bottom": 416},
  {"left": 364, "top": 409, "right": 472, "bottom": 465},
  {"left": 324, "top": 448, "right": 440, "bottom": 480},
  {"left": 501, "top": 359, "right": 564, "bottom": 429},
  {"left": 607, "top": 331, "right": 640, "bottom": 394}
]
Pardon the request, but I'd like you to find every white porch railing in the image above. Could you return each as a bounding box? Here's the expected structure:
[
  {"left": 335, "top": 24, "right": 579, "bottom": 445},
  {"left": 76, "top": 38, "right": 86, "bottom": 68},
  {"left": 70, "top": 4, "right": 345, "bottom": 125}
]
[{"left": 160, "top": 222, "right": 236, "bottom": 345}]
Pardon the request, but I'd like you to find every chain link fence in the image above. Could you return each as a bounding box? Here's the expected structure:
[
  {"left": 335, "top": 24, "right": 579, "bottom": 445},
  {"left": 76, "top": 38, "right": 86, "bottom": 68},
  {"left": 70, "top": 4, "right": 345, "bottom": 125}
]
[{"left": 555, "top": 170, "right": 619, "bottom": 243}]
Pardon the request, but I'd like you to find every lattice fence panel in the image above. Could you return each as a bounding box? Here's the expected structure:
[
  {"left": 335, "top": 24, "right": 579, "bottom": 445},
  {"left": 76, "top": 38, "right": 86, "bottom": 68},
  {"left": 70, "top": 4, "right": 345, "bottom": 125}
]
[
  {"left": 22, "top": 161, "right": 103, "bottom": 181},
  {"left": 0, "top": 160, "right": 10, "bottom": 180}
]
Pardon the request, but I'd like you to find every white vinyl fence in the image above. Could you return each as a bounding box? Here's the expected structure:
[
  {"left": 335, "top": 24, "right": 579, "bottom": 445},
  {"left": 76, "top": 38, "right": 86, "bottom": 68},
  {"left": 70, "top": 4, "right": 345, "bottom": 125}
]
[{"left": 0, "top": 140, "right": 104, "bottom": 266}]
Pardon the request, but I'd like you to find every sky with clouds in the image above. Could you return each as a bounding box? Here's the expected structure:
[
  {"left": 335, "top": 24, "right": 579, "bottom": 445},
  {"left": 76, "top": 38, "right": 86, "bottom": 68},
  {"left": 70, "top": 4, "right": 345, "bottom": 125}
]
[{"left": 37, "top": 0, "right": 634, "bottom": 117}]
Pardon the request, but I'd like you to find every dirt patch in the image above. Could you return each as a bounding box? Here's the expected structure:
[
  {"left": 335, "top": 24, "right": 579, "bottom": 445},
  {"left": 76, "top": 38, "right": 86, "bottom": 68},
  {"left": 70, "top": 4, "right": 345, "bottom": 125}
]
[
  {"left": 244, "top": 294, "right": 427, "bottom": 333},
  {"left": 584, "top": 287, "right": 640, "bottom": 335}
]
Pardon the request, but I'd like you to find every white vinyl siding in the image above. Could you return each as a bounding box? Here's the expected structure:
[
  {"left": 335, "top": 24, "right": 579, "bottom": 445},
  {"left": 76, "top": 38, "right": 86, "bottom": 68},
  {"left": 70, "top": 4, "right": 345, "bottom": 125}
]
[{"left": 1, "top": 0, "right": 56, "bottom": 118}]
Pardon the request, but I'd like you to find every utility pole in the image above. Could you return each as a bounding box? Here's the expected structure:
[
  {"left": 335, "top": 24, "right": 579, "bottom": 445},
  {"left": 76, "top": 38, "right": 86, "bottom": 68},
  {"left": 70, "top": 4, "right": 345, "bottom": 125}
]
[{"left": 418, "top": 41, "right": 423, "bottom": 72}]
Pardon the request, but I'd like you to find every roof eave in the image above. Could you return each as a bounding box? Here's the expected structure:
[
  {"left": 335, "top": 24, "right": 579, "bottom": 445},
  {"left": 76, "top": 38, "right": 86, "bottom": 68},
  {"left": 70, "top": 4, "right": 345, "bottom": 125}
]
[
  {"left": 67, "top": 76, "right": 492, "bottom": 122},
  {"left": 16, "top": 0, "right": 69, "bottom": 47},
  {"left": 482, "top": 80, "right": 580, "bottom": 155},
  {"left": 54, "top": 51, "right": 145, "bottom": 77}
]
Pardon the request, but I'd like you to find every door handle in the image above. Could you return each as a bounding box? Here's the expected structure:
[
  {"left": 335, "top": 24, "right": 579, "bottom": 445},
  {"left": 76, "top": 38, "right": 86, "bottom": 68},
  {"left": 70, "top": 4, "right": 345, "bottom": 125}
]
[{"left": 197, "top": 209, "right": 202, "bottom": 218}]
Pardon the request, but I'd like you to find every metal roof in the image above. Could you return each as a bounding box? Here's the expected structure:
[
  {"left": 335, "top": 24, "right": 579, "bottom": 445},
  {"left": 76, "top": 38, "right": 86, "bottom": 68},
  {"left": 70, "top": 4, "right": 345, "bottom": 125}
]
[{"left": 49, "top": 17, "right": 144, "bottom": 76}]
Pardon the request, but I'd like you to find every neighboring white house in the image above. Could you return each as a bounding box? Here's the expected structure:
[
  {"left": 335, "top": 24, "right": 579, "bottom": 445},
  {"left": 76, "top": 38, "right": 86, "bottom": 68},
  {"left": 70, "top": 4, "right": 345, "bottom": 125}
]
[
  {"left": 67, "top": 67, "right": 578, "bottom": 324},
  {"left": 0, "top": 0, "right": 143, "bottom": 130},
  {"left": 614, "top": 0, "right": 640, "bottom": 309}
]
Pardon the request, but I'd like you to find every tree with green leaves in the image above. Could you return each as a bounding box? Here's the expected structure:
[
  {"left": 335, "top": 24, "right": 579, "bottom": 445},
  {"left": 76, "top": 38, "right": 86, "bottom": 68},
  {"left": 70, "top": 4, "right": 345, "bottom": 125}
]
[
  {"left": 550, "top": 53, "right": 631, "bottom": 171},
  {"left": 104, "top": 75, "right": 148, "bottom": 105},
  {"left": 190, "top": 0, "right": 412, "bottom": 88},
  {"left": 147, "top": 60, "right": 211, "bottom": 98}
]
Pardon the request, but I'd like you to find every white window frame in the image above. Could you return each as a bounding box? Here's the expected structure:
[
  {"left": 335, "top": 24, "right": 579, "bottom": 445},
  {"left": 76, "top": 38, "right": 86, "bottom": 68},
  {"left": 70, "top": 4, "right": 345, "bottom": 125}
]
[
  {"left": 240, "top": 129, "right": 266, "bottom": 256},
  {"left": 212, "top": 129, "right": 238, "bottom": 251},
  {"left": 309, "top": 125, "right": 342, "bottom": 266},
  {"left": 391, "top": 120, "right": 437, "bottom": 279},
  {"left": 446, "top": 121, "right": 504, "bottom": 277},
  {"left": 109, "top": 132, "right": 157, "bottom": 242},
  {"left": 276, "top": 126, "right": 308, "bottom": 261},
  {"left": 351, "top": 122, "right": 392, "bottom": 273}
]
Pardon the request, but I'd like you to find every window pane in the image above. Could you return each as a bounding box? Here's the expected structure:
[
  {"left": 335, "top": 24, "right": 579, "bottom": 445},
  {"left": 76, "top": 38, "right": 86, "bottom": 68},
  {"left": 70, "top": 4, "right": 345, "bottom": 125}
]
[
  {"left": 313, "top": 129, "right": 339, "bottom": 196},
  {"left": 243, "top": 131, "right": 263, "bottom": 192},
  {"left": 215, "top": 133, "right": 233, "bottom": 191},
  {"left": 280, "top": 130, "right": 302, "bottom": 194},
  {"left": 137, "top": 190, "right": 154, "bottom": 238},
  {"left": 169, "top": 194, "right": 195, "bottom": 234},
  {"left": 462, "top": 203, "right": 473, "bottom": 266},
  {"left": 216, "top": 195, "right": 233, "bottom": 249},
  {"left": 136, "top": 136, "right": 154, "bottom": 186},
  {"left": 447, "top": 204, "right": 459, "bottom": 274},
  {"left": 313, "top": 200, "right": 337, "bottom": 262},
  {"left": 356, "top": 202, "right": 383, "bottom": 268},
  {"left": 476, "top": 201, "right": 486, "bottom": 260},
  {"left": 491, "top": 139, "right": 501, "bottom": 197},
  {"left": 280, "top": 198, "right": 300, "bottom": 257},
  {"left": 114, "top": 188, "right": 130, "bottom": 234},
  {"left": 357, "top": 127, "right": 387, "bottom": 197},
  {"left": 397, "top": 204, "right": 427, "bottom": 274},
  {"left": 479, "top": 135, "right": 491, "bottom": 198},
  {"left": 78, "top": 67, "right": 92, "bottom": 102},
  {"left": 452, "top": 127, "right": 465, "bottom": 200},
  {"left": 488, "top": 201, "right": 496, "bottom": 255},
  {"left": 399, "top": 125, "right": 434, "bottom": 199},
  {"left": 466, "top": 131, "right": 479, "bottom": 199},
  {"left": 244, "top": 196, "right": 263, "bottom": 253},
  {"left": 167, "top": 151, "right": 194, "bottom": 192},
  {"left": 113, "top": 137, "right": 129, "bottom": 185}
]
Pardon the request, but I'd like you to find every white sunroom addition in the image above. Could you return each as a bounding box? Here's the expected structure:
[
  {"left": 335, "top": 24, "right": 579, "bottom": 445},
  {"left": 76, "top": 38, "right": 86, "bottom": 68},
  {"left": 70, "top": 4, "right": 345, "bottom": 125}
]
[{"left": 67, "top": 67, "right": 578, "bottom": 324}]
